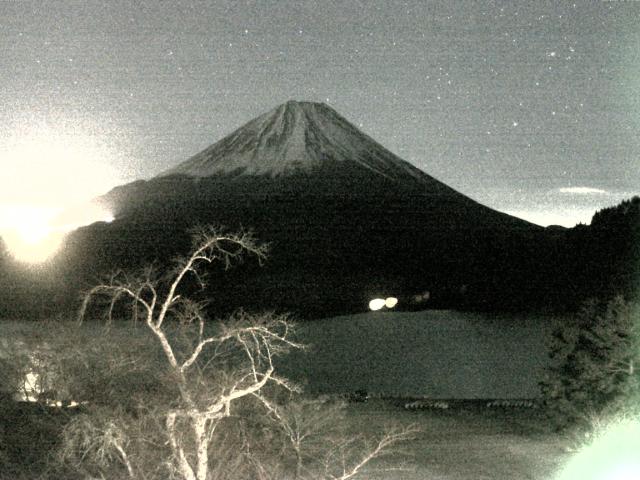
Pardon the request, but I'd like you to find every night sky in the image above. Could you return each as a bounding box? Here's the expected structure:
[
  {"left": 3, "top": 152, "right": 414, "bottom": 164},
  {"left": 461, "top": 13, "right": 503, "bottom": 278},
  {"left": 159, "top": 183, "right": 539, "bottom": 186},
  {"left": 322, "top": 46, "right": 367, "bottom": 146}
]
[{"left": 1, "top": 0, "right": 639, "bottom": 227}]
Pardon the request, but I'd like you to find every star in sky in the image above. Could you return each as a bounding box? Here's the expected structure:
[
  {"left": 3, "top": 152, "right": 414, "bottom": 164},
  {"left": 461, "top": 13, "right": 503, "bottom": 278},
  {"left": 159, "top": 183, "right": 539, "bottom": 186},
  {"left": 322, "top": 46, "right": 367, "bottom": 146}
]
[{"left": 0, "top": 0, "right": 638, "bottom": 228}]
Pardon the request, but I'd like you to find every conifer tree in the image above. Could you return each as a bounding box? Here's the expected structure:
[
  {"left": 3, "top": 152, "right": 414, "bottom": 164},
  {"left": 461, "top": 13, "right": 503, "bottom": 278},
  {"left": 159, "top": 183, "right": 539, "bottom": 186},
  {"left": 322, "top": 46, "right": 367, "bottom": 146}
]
[{"left": 541, "top": 296, "right": 640, "bottom": 429}]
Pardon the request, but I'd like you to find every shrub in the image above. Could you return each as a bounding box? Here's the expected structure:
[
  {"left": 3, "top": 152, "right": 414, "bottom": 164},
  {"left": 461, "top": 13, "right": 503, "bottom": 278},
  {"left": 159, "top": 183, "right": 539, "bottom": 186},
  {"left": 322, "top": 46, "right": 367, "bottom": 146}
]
[{"left": 541, "top": 296, "right": 640, "bottom": 430}]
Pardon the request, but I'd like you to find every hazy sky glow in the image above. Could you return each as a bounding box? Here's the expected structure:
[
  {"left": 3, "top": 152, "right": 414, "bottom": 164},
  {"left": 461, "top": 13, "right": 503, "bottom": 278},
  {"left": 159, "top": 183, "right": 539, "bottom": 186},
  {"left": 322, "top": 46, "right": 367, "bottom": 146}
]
[{"left": 1, "top": 0, "right": 639, "bottom": 230}]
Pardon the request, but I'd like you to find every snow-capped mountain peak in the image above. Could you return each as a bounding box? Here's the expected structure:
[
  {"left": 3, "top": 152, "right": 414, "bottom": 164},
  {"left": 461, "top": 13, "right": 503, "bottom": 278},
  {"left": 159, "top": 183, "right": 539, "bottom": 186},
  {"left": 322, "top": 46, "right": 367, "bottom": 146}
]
[{"left": 159, "top": 100, "right": 429, "bottom": 183}]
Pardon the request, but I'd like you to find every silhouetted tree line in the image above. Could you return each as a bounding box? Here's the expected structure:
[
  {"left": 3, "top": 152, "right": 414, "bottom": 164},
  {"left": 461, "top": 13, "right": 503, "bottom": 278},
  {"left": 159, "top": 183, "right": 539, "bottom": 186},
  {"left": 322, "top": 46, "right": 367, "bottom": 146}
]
[
  {"left": 0, "top": 196, "right": 637, "bottom": 319},
  {"left": 559, "top": 196, "right": 639, "bottom": 308},
  {"left": 455, "top": 195, "right": 638, "bottom": 313}
]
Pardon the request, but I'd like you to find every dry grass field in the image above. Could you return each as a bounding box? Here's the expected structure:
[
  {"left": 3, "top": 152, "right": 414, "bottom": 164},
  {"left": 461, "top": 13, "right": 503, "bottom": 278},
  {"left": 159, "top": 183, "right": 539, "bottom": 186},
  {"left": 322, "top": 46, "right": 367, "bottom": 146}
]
[{"left": 342, "top": 399, "right": 571, "bottom": 480}]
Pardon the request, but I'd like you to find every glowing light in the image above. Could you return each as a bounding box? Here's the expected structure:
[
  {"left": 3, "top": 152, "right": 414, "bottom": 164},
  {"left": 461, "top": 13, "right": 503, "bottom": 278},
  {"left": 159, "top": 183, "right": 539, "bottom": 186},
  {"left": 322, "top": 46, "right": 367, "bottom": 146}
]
[
  {"left": 0, "top": 124, "right": 120, "bottom": 263},
  {"left": 556, "top": 417, "right": 640, "bottom": 480},
  {"left": 0, "top": 205, "right": 64, "bottom": 263},
  {"left": 0, "top": 203, "right": 114, "bottom": 263},
  {"left": 52, "top": 202, "right": 115, "bottom": 231},
  {"left": 23, "top": 371, "right": 39, "bottom": 402},
  {"left": 19, "top": 367, "right": 84, "bottom": 407},
  {"left": 369, "top": 298, "right": 386, "bottom": 311},
  {"left": 385, "top": 297, "right": 398, "bottom": 308}
]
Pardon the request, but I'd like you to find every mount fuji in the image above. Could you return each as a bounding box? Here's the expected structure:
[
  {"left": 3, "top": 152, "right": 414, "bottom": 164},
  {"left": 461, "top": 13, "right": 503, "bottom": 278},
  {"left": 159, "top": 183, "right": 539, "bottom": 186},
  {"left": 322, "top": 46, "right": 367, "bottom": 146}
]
[
  {"left": 62, "top": 101, "right": 552, "bottom": 317},
  {"left": 161, "top": 100, "right": 446, "bottom": 184}
]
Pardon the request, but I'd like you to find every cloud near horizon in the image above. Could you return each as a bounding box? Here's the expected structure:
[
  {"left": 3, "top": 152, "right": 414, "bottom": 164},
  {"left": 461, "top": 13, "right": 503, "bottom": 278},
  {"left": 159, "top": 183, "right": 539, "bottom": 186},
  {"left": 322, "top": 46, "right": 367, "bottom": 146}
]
[{"left": 557, "top": 187, "right": 609, "bottom": 195}]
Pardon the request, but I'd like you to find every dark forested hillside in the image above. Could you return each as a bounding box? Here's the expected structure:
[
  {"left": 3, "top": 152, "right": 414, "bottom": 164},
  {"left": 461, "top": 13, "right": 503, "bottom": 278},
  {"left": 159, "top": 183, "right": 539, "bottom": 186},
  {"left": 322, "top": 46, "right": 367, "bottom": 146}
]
[
  {"left": 0, "top": 193, "right": 637, "bottom": 319},
  {"left": 568, "top": 196, "right": 640, "bottom": 302}
]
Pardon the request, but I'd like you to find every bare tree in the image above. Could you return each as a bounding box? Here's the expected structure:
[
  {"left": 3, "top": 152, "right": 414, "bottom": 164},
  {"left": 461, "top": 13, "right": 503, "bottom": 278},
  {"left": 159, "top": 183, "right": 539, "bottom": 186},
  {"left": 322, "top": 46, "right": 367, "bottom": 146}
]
[
  {"left": 317, "top": 424, "right": 419, "bottom": 480},
  {"left": 76, "top": 227, "right": 303, "bottom": 480},
  {"left": 68, "top": 226, "right": 417, "bottom": 480},
  {"left": 258, "top": 396, "right": 419, "bottom": 480}
]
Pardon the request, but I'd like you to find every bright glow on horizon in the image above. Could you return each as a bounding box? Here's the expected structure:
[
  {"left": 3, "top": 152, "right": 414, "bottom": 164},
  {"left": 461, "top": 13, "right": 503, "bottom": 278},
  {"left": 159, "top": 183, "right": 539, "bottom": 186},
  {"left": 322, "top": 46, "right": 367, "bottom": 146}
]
[
  {"left": 0, "top": 205, "right": 64, "bottom": 263},
  {"left": 51, "top": 202, "right": 115, "bottom": 231},
  {"left": 0, "top": 203, "right": 114, "bottom": 263},
  {"left": 0, "top": 124, "right": 120, "bottom": 263}
]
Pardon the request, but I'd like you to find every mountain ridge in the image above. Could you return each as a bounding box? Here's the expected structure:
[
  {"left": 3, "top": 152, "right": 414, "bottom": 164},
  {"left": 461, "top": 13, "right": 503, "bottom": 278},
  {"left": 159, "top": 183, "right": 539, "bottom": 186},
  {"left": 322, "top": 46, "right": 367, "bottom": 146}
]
[{"left": 159, "top": 100, "right": 440, "bottom": 186}]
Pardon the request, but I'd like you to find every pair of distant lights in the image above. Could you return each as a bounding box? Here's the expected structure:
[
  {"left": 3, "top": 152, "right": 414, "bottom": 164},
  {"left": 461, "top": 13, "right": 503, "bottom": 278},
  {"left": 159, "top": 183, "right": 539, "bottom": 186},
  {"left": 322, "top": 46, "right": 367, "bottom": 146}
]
[{"left": 368, "top": 297, "right": 398, "bottom": 311}]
